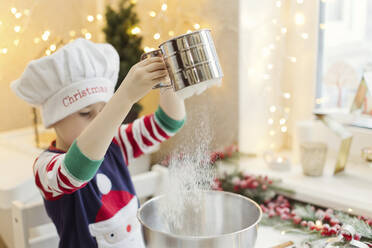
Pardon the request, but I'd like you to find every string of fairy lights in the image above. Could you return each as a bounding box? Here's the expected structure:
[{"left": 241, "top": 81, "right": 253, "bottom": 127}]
[
  {"left": 263, "top": 0, "right": 319, "bottom": 151},
  {"left": 1, "top": 0, "right": 203, "bottom": 56},
  {"left": 0, "top": 3, "right": 104, "bottom": 57},
  {"left": 129, "top": 0, "right": 204, "bottom": 53}
]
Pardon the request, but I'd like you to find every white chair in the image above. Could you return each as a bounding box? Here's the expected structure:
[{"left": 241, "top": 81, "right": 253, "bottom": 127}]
[
  {"left": 12, "top": 199, "right": 59, "bottom": 248},
  {"left": 11, "top": 165, "right": 168, "bottom": 248}
]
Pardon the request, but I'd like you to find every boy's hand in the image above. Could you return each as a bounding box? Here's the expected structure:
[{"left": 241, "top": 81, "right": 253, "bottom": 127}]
[{"left": 120, "top": 57, "right": 168, "bottom": 103}]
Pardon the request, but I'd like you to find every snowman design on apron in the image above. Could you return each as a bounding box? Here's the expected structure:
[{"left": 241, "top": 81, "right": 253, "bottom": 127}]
[{"left": 88, "top": 173, "right": 146, "bottom": 248}]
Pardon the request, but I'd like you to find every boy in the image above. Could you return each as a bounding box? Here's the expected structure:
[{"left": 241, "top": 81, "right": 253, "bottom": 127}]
[{"left": 11, "top": 38, "right": 186, "bottom": 247}]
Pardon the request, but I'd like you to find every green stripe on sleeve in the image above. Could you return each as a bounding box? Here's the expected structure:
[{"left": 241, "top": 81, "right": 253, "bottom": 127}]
[
  {"left": 154, "top": 106, "right": 185, "bottom": 133},
  {"left": 63, "top": 140, "right": 103, "bottom": 182}
]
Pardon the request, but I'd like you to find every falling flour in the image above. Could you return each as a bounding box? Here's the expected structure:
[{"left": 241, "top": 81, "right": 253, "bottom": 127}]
[
  {"left": 160, "top": 145, "right": 216, "bottom": 236},
  {"left": 176, "top": 79, "right": 222, "bottom": 100},
  {"left": 158, "top": 107, "right": 218, "bottom": 236}
]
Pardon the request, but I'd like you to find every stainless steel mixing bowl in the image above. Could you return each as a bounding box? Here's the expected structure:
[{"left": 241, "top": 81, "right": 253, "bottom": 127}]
[{"left": 137, "top": 191, "right": 262, "bottom": 248}]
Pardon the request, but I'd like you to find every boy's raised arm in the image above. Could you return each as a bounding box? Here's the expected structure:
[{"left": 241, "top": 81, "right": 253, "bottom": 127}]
[
  {"left": 76, "top": 57, "right": 167, "bottom": 160},
  {"left": 112, "top": 94, "right": 186, "bottom": 166}
]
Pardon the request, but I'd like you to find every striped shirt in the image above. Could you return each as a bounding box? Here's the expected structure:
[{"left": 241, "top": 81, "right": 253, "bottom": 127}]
[{"left": 33, "top": 107, "right": 184, "bottom": 248}]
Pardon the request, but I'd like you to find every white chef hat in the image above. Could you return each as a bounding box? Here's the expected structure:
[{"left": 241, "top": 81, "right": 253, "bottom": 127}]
[{"left": 11, "top": 38, "right": 119, "bottom": 128}]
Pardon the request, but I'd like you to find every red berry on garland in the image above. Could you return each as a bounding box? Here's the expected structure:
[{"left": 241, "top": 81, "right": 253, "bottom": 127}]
[
  {"left": 321, "top": 224, "right": 330, "bottom": 235},
  {"left": 260, "top": 205, "right": 268, "bottom": 213},
  {"left": 280, "top": 214, "right": 291, "bottom": 220},
  {"left": 293, "top": 216, "right": 302, "bottom": 225},
  {"left": 330, "top": 218, "right": 340, "bottom": 226},
  {"left": 275, "top": 207, "right": 282, "bottom": 215},
  {"left": 277, "top": 195, "right": 285, "bottom": 202},
  {"left": 314, "top": 225, "right": 322, "bottom": 231},
  {"left": 268, "top": 210, "right": 276, "bottom": 218},
  {"left": 329, "top": 228, "right": 337, "bottom": 235},
  {"left": 210, "top": 153, "right": 218, "bottom": 164},
  {"left": 342, "top": 233, "right": 352, "bottom": 241},
  {"left": 367, "top": 219, "right": 372, "bottom": 227},
  {"left": 251, "top": 181, "right": 259, "bottom": 189},
  {"left": 245, "top": 178, "right": 254, "bottom": 188},
  {"left": 280, "top": 203, "right": 291, "bottom": 209},
  {"left": 268, "top": 202, "right": 275, "bottom": 209},
  {"left": 301, "top": 220, "right": 308, "bottom": 227},
  {"left": 240, "top": 180, "right": 249, "bottom": 189},
  {"left": 323, "top": 214, "right": 331, "bottom": 222},
  {"left": 233, "top": 185, "right": 240, "bottom": 192},
  {"left": 354, "top": 234, "right": 361, "bottom": 241},
  {"left": 282, "top": 208, "right": 290, "bottom": 214}
]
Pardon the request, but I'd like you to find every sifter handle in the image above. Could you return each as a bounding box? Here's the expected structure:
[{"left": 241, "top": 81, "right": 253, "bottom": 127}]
[{"left": 140, "top": 49, "right": 172, "bottom": 89}]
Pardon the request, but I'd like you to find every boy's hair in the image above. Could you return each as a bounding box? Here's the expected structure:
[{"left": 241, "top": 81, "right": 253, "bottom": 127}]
[{"left": 11, "top": 38, "right": 119, "bottom": 128}]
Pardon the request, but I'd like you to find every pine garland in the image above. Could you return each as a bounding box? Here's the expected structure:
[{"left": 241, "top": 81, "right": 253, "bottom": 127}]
[
  {"left": 335, "top": 212, "right": 372, "bottom": 240},
  {"left": 214, "top": 170, "right": 293, "bottom": 203},
  {"left": 211, "top": 144, "right": 372, "bottom": 247}
]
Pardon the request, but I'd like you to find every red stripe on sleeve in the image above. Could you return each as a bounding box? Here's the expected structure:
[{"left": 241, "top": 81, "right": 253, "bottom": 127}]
[
  {"left": 143, "top": 115, "right": 162, "bottom": 142},
  {"left": 46, "top": 154, "right": 60, "bottom": 172},
  {"left": 141, "top": 135, "right": 153, "bottom": 146},
  {"left": 35, "top": 171, "right": 60, "bottom": 201},
  {"left": 153, "top": 117, "right": 170, "bottom": 139},
  {"left": 125, "top": 124, "right": 143, "bottom": 158},
  {"left": 57, "top": 167, "right": 87, "bottom": 193}
]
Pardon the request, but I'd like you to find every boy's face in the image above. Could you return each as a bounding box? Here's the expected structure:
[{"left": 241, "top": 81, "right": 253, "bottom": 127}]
[{"left": 53, "top": 102, "right": 106, "bottom": 150}]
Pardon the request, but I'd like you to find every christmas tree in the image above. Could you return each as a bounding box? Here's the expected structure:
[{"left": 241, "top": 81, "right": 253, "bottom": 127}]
[{"left": 103, "top": 0, "right": 143, "bottom": 123}]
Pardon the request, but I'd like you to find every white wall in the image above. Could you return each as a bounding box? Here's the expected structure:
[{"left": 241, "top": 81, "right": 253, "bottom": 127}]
[{"left": 239, "top": 0, "right": 320, "bottom": 155}]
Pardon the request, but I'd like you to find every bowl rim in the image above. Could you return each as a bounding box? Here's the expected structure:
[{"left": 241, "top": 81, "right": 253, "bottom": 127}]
[{"left": 137, "top": 190, "right": 263, "bottom": 240}]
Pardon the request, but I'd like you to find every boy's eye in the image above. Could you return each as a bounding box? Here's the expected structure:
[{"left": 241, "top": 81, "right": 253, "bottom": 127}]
[{"left": 79, "top": 112, "right": 91, "bottom": 117}]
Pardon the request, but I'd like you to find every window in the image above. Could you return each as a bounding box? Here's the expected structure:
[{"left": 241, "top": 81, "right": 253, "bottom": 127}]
[{"left": 316, "top": 0, "right": 372, "bottom": 115}]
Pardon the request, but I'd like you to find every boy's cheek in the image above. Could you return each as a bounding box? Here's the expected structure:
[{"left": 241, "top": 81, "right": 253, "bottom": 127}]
[{"left": 64, "top": 120, "right": 89, "bottom": 145}]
